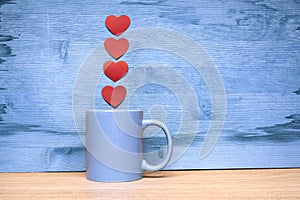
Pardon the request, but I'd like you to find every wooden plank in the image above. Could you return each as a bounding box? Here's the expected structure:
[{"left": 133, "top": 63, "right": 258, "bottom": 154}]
[
  {"left": 0, "top": 0, "right": 299, "bottom": 171},
  {"left": 0, "top": 169, "right": 299, "bottom": 200}
]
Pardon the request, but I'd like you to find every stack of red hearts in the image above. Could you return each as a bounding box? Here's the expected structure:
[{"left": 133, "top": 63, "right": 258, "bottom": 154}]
[{"left": 102, "top": 15, "right": 130, "bottom": 108}]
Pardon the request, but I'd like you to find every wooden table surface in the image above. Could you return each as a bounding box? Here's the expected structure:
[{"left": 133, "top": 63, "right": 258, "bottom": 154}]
[{"left": 0, "top": 169, "right": 299, "bottom": 200}]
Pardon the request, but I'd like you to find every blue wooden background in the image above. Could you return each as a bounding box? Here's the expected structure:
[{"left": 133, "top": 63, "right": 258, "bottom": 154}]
[{"left": 0, "top": 0, "right": 299, "bottom": 172}]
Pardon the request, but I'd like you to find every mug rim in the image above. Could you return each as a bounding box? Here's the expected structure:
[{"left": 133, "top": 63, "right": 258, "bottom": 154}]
[{"left": 86, "top": 110, "right": 143, "bottom": 113}]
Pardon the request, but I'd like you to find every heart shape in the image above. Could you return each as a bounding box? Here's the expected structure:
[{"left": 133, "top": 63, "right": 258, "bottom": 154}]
[
  {"left": 105, "top": 15, "right": 130, "bottom": 36},
  {"left": 102, "top": 86, "right": 126, "bottom": 108},
  {"left": 104, "top": 38, "right": 129, "bottom": 60},
  {"left": 103, "top": 61, "right": 128, "bottom": 82}
]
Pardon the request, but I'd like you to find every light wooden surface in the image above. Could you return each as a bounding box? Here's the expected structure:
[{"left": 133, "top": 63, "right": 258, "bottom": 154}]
[{"left": 0, "top": 169, "right": 299, "bottom": 199}]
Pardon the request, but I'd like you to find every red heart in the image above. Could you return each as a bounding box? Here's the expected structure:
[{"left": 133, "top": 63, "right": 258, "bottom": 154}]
[
  {"left": 105, "top": 15, "right": 130, "bottom": 36},
  {"left": 103, "top": 61, "right": 128, "bottom": 82},
  {"left": 101, "top": 86, "right": 126, "bottom": 108},
  {"left": 104, "top": 38, "right": 129, "bottom": 60}
]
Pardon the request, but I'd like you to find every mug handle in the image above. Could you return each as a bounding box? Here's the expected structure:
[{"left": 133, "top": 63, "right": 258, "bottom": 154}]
[{"left": 141, "top": 120, "right": 173, "bottom": 171}]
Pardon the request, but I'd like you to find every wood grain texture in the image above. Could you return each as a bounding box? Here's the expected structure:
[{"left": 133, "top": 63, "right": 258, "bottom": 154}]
[
  {"left": 0, "top": 169, "right": 299, "bottom": 200},
  {"left": 0, "top": 0, "right": 299, "bottom": 171}
]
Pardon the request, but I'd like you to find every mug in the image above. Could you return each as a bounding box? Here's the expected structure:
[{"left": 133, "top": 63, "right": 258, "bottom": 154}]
[{"left": 86, "top": 110, "right": 173, "bottom": 182}]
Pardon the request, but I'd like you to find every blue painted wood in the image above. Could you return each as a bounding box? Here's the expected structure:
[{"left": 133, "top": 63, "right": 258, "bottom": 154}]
[{"left": 0, "top": 0, "right": 299, "bottom": 172}]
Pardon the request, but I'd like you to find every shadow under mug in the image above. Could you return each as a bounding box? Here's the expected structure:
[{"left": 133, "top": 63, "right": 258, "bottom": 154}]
[{"left": 86, "top": 110, "right": 173, "bottom": 182}]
